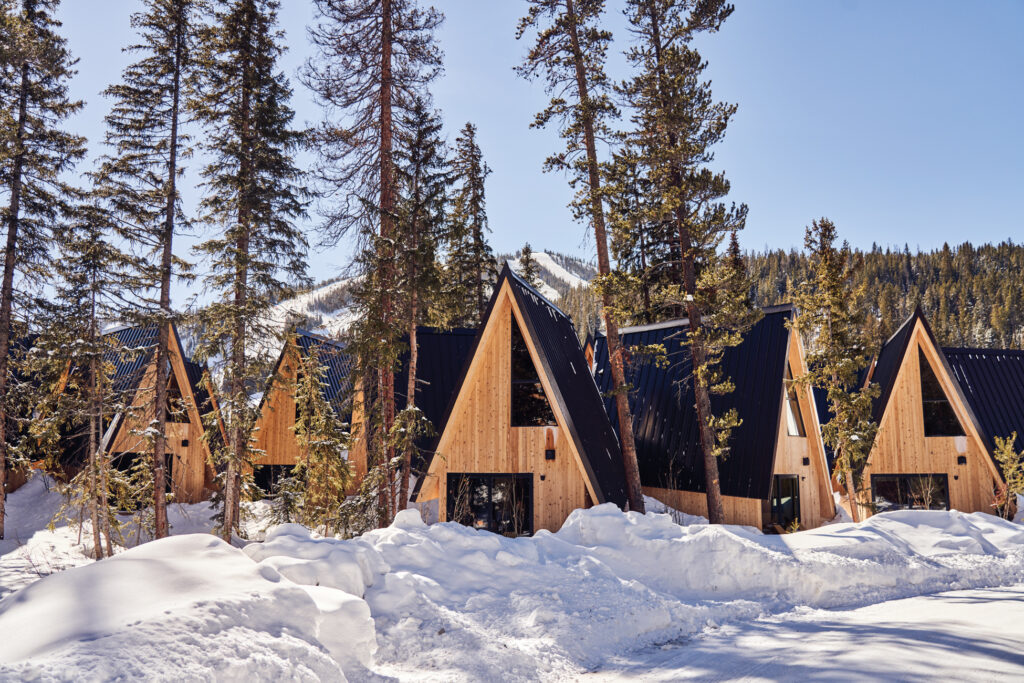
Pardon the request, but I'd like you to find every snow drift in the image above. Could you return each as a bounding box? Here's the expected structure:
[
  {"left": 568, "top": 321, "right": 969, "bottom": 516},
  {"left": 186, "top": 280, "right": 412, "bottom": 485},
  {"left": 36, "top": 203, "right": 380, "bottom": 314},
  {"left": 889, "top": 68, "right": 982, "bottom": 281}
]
[{"left": 2, "top": 503, "right": 1023, "bottom": 681}]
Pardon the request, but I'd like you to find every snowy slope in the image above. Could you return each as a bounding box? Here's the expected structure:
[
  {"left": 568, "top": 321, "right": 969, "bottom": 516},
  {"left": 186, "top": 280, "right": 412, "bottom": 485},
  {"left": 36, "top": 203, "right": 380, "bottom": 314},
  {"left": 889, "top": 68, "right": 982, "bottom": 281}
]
[
  {"left": 533, "top": 251, "right": 589, "bottom": 289},
  {"left": 4, "top": 499, "right": 1023, "bottom": 681}
]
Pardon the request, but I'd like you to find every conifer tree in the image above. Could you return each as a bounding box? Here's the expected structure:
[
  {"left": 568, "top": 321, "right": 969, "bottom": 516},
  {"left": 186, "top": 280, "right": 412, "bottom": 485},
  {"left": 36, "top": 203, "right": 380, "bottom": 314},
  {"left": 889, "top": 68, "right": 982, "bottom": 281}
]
[
  {"left": 190, "top": 0, "right": 308, "bottom": 541},
  {"left": 0, "top": 0, "right": 86, "bottom": 540},
  {"left": 619, "top": 0, "right": 754, "bottom": 522},
  {"left": 292, "top": 345, "right": 351, "bottom": 536},
  {"left": 992, "top": 433, "right": 1023, "bottom": 521},
  {"left": 518, "top": 243, "right": 542, "bottom": 289},
  {"left": 517, "top": 0, "right": 645, "bottom": 512},
  {"left": 394, "top": 97, "right": 447, "bottom": 511},
  {"left": 791, "top": 218, "right": 878, "bottom": 523},
  {"left": 443, "top": 122, "right": 495, "bottom": 326},
  {"left": 304, "top": 0, "right": 442, "bottom": 525},
  {"left": 92, "top": 0, "right": 195, "bottom": 540}
]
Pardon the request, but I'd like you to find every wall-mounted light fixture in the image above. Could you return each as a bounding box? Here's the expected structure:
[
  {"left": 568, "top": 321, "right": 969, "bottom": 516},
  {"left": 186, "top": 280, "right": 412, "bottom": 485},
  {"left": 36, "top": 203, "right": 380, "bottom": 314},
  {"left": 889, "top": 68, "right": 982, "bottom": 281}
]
[{"left": 545, "top": 449, "right": 556, "bottom": 461}]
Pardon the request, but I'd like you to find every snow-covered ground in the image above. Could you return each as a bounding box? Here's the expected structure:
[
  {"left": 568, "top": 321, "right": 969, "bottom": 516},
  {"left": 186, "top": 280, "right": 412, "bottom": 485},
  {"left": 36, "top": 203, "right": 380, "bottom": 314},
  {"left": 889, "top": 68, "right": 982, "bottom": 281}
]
[{"left": 1, "top": 474, "right": 1023, "bottom": 681}]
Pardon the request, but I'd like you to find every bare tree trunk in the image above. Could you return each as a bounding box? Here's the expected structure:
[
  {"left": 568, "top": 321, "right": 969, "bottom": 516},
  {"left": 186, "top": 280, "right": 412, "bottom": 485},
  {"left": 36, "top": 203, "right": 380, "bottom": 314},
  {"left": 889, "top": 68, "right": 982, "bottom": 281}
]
[
  {"left": 400, "top": 290, "right": 418, "bottom": 511},
  {"left": 151, "top": 4, "right": 187, "bottom": 540},
  {"left": 378, "top": 0, "right": 398, "bottom": 523},
  {"left": 0, "top": 30, "right": 31, "bottom": 542},
  {"left": 843, "top": 458, "right": 860, "bottom": 523},
  {"left": 564, "top": 0, "right": 644, "bottom": 513},
  {"left": 88, "top": 357, "right": 104, "bottom": 559}
]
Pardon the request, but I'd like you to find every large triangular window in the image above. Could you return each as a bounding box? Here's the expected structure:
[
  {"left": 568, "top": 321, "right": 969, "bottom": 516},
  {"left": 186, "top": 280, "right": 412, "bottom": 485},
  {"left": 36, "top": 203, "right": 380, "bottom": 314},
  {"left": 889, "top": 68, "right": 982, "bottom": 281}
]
[
  {"left": 919, "top": 348, "right": 964, "bottom": 437},
  {"left": 511, "top": 317, "right": 556, "bottom": 427}
]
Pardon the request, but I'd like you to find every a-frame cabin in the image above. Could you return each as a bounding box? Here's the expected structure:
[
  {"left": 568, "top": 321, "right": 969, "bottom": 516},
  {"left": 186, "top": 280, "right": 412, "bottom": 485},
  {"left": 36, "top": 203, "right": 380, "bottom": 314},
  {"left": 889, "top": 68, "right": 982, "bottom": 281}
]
[
  {"left": 592, "top": 305, "right": 836, "bottom": 529},
  {"left": 855, "top": 309, "right": 1003, "bottom": 518},
  {"left": 252, "top": 330, "right": 353, "bottom": 492},
  {"left": 61, "top": 325, "right": 222, "bottom": 503},
  {"left": 412, "top": 265, "right": 628, "bottom": 535},
  {"left": 253, "top": 327, "right": 476, "bottom": 495}
]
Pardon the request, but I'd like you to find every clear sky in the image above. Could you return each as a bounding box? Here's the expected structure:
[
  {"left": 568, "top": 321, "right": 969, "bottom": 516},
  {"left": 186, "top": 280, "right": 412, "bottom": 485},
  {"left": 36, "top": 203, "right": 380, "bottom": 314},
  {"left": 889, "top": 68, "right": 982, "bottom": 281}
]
[{"left": 57, "top": 0, "right": 1024, "bottom": 295}]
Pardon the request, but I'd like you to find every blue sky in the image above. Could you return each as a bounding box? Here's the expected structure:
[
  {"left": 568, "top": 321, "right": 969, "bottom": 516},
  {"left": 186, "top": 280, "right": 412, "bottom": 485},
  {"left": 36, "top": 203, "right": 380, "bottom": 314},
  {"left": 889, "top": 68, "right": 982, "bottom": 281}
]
[{"left": 58, "top": 0, "right": 1024, "bottom": 292}]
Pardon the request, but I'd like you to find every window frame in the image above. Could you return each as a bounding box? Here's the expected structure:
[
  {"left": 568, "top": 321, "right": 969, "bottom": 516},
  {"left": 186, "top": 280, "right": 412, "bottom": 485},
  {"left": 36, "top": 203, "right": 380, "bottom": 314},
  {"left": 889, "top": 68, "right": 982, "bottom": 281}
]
[
  {"left": 769, "top": 474, "right": 801, "bottom": 528},
  {"left": 918, "top": 348, "right": 964, "bottom": 437},
  {"left": 446, "top": 472, "right": 535, "bottom": 537},
  {"left": 870, "top": 473, "right": 950, "bottom": 512},
  {"left": 783, "top": 362, "right": 806, "bottom": 437},
  {"left": 510, "top": 317, "right": 557, "bottom": 427}
]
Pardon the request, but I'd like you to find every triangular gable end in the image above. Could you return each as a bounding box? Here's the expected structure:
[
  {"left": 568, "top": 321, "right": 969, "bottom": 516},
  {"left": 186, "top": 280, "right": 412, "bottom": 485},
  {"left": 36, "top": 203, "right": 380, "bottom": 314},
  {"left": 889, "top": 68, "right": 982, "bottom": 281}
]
[{"left": 874, "top": 313, "right": 1000, "bottom": 483}]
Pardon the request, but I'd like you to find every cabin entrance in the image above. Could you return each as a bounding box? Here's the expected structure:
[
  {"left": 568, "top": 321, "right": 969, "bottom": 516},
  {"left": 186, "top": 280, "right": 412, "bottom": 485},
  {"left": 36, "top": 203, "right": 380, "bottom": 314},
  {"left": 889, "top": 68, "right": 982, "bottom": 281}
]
[
  {"left": 446, "top": 473, "right": 534, "bottom": 537},
  {"left": 769, "top": 474, "right": 801, "bottom": 528}
]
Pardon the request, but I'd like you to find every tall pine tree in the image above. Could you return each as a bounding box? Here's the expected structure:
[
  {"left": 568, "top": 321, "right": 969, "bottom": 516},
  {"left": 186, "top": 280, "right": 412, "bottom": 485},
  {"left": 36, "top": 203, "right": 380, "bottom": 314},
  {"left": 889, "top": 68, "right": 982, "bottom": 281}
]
[
  {"left": 516, "top": 0, "right": 645, "bottom": 512},
  {"left": 518, "top": 243, "right": 542, "bottom": 289},
  {"left": 303, "top": 0, "right": 442, "bottom": 524},
  {"left": 443, "top": 122, "right": 495, "bottom": 326},
  {"left": 190, "top": 0, "right": 308, "bottom": 540},
  {"left": 619, "top": 0, "right": 754, "bottom": 522},
  {"left": 92, "top": 0, "right": 195, "bottom": 539},
  {"left": 791, "top": 218, "right": 878, "bottom": 523},
  {"left": 0, "top": 0, "right": 86, "bottom": 540}
]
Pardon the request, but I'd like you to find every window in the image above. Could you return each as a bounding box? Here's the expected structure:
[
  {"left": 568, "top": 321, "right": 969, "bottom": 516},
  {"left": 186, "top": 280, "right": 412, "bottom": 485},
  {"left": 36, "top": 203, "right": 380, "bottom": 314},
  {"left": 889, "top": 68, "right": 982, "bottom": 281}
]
[
  {"left": 254, "top": 464, "right": 294, "bottom": 497},
  {"left": 166, "top": 371, "right": 187, "bottom": 423},
  {"left": 511, "top": 319, "right": 556, "bottom": 427},
  {"left": 783, "top": 363, "right": 806, "bottom": 437},
  {"left": 871, "top": 474, "right": 949, "bottom": 512},
  {"left": 919, "top": 349, "right": 964, "bottom": 437},
  {"left": 447, "top": 473, "right": 533, "bottom": 537},
  {"left": 769, "top": 474, "right": 801, "bottom": 528}
]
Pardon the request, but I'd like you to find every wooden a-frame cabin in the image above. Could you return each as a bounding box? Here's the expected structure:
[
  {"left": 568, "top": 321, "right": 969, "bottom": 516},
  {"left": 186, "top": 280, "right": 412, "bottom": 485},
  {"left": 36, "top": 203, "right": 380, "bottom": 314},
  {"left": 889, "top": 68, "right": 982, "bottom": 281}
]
[
  {"left": 850, "top": 308, "right": 1010, "bottom": 518},
  {"left": 411, "top": 265, "right": 628, "bottom": 535},
  {"left": 592, "top": 305, "right": 836, "bottom": 530},
  {"left": 253, "top": 327, "right": 476, "bottom": 495},
  {"left": 60, "top": 325, "right": 223, "bottom": 503}
]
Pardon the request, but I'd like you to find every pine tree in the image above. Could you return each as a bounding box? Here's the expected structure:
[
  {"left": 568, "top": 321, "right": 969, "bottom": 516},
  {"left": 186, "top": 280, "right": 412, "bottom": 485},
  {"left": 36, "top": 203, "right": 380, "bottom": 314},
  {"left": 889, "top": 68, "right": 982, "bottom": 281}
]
[
  {"left": 790, "top": 218, "right": 878, "bottom": 523},
  {"left": 518, "top": 243, "right": 542, "bottom": 289},
  {"left": 0, "top": 0, "right": 86, "bottom": 540},
  {"left": 304, "top": 0, "right": 442, "bottom": 526},
  {"left": 394, "top": 97, "right": 447, "bottom": 511},
  {"left": 619, "top": 0, "right": 753, "bottom": 523},
  {"left": 292, "top": 345, "right": 351, "bottom": 536},
  {"left": 190, "top": 0, "right": 309, "bottom": 541},
  {"left": 517, "top": 0, "right": 645, "bottom": 512},
  {"left": 41, "top": 200, "right": 137, "bottom": 558},
  {"left": 91, "top": 0, "right": 195, "bottom": 540},
  {"left": 443, "top": 122, "right": 495, "bottom": 326},
  {"left": 992, "top": 433, "right": 1024, "bottom": 520}
]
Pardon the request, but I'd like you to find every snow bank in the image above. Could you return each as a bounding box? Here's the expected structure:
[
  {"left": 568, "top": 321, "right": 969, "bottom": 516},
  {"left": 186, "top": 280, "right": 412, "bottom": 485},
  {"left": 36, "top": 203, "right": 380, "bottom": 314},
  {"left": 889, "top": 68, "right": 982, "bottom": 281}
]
[
  {"left": 3, "top": 499, "right": 1024, "bottom": 680},
  {"left": 246, "top": 505, "right": 1024, "bottom": 680},
  {"left": 0, "top": 535, "right": 375, "bottom": 681}
]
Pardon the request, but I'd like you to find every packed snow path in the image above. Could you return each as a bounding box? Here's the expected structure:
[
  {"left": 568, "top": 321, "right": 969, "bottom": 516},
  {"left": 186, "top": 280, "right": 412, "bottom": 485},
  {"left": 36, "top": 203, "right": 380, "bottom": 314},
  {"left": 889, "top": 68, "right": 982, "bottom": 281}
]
[{"left": 590, "top": 585, "right": 1024, "bottom": 681}]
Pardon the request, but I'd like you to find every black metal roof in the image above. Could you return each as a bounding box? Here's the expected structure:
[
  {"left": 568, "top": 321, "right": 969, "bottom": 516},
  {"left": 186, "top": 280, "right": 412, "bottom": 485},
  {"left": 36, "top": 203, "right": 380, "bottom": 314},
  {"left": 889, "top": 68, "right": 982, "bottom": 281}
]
[
  {"left": 394, "top": 327, "right": 477, "bottom": 465},
  {"left": 592, "top": 306, "right": 793, "bottom": 500},
  {"left": 867, "top": 309, "right": 919, "bottom": 425},
  {"left": 292, "top": 330, "right": 354, "bottom": 415},
  {"left": 413, "top": 264, "right": 629, "bottom": 508},
  {"left": 943, "top": 347, "right": 1024, "bottom": 455}
]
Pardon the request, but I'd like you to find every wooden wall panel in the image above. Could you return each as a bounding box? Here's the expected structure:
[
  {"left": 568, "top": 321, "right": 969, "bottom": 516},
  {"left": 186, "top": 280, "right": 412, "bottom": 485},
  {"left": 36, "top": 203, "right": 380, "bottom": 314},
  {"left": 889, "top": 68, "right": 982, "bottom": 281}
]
[
  {"left": 857, "top": 322, "right": 998, "bottom": 518},
  {"left": 421, "top": 284, "right": 593, "bottom": 533},
  {"left": 253, "top": 345, "right": 302, "bottom": 468},
  {"left": 643, "top": 486, "right": 763, "bottom": 528},
  {"left": 771, "top": 330, "right": 835, "bottom": 528}
]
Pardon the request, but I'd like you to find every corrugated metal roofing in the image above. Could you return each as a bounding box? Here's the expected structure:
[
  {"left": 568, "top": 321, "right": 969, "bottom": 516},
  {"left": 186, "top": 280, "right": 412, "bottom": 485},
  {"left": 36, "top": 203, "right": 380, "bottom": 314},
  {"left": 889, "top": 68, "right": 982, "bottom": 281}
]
[
  {"left": 294, "top": 330, "right": 353, "bottom": 415},
  {"left": 943, "top": 347, "right": 1024, "bottom": 453},
  {"left": 867, "top": 310, "right": 918, "bottom": 425},
  {"left": 592, "top": 307, "right": 793, "bottom": 500}
]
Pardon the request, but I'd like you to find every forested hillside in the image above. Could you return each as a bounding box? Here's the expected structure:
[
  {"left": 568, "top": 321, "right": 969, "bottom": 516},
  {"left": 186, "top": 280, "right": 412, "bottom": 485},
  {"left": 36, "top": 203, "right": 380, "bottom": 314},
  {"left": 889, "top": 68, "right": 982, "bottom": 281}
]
[{"left": 749, "top": 241, "right": 1024, "bottom": 350}]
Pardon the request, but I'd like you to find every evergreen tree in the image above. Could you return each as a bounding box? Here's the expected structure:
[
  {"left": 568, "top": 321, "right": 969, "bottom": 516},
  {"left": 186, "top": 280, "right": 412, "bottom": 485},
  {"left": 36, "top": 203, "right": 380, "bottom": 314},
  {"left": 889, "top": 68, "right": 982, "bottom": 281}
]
[
  {"left": 992, "top": 433, "right": 1024, "bottom": 521},
  {"left": 394, "top": 97, "right": 447, "bottom": 511},
  {"left": 517, "top": 0, "right": 645, "bottom": 512},
  {"left": 0, "top": 0, "right": 86, "bottom": 540},
  {"left": 304, "top": 0, "right": 442, "bottom": 526},
  {"left": 517, "top": 243, "right": 542, "bottom": 289},
  {"left": 790, "top": 218, "right": 878, "bottom": 523},
  {"left": 190, "top": 0, "right": 309, "bottom": 541},
  {"left": 292, "top": 345, "right": 351, "bottom": 536},
  {"left": 92, "top": 0, "right": 195, "bottom": 540},
  {"left": 619, "top": 0, "right": 753, "bottom": 523},
  {"left": 443, "top": 122, "right": 495, "bottom": 326}
]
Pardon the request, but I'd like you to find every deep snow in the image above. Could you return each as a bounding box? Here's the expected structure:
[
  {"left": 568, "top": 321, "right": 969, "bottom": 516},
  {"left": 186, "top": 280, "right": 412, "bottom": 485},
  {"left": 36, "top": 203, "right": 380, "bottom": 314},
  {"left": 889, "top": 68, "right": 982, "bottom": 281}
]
[{"left": 3, "top": 480, "right": 1024, "bottom": 682}]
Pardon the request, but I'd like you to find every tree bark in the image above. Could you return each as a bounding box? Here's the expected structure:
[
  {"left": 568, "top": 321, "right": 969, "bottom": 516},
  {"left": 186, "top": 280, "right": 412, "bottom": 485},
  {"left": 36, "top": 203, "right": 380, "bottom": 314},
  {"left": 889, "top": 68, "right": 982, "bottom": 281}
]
[
  {"left": 88, "top": 355, "right": 104, "bottom": 559},
  {"left": 151, "top": 4, "right": 187, "bottom": 540},
  {"left": 378, "top": 0, "right": 397, "bottom": 523},
  {"left": 563, "top": 0, "right": 644, "bottom": 513},
  {"left": 0, "top": 25, "right": 32, "bottom": 541},
  {"left": 400, "top": 294, "right": 417, "bottom": 511}
]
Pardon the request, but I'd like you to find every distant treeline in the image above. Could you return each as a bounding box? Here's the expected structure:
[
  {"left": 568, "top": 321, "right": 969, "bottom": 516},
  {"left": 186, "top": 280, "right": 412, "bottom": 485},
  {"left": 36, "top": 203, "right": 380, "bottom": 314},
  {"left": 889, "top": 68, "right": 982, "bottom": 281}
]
[{"left": 748, "top": 241, "right": 1024, "bottom": 350}]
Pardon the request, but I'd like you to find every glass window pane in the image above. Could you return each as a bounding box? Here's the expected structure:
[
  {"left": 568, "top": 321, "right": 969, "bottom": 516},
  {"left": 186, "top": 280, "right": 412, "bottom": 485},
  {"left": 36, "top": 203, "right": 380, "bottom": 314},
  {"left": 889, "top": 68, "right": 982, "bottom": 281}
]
[
  {"left": 512, "top": 382, "right": 557, "bottom": 426},
  {"left": 919, "top": 349, "right": 965, "bottom": 437}
]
